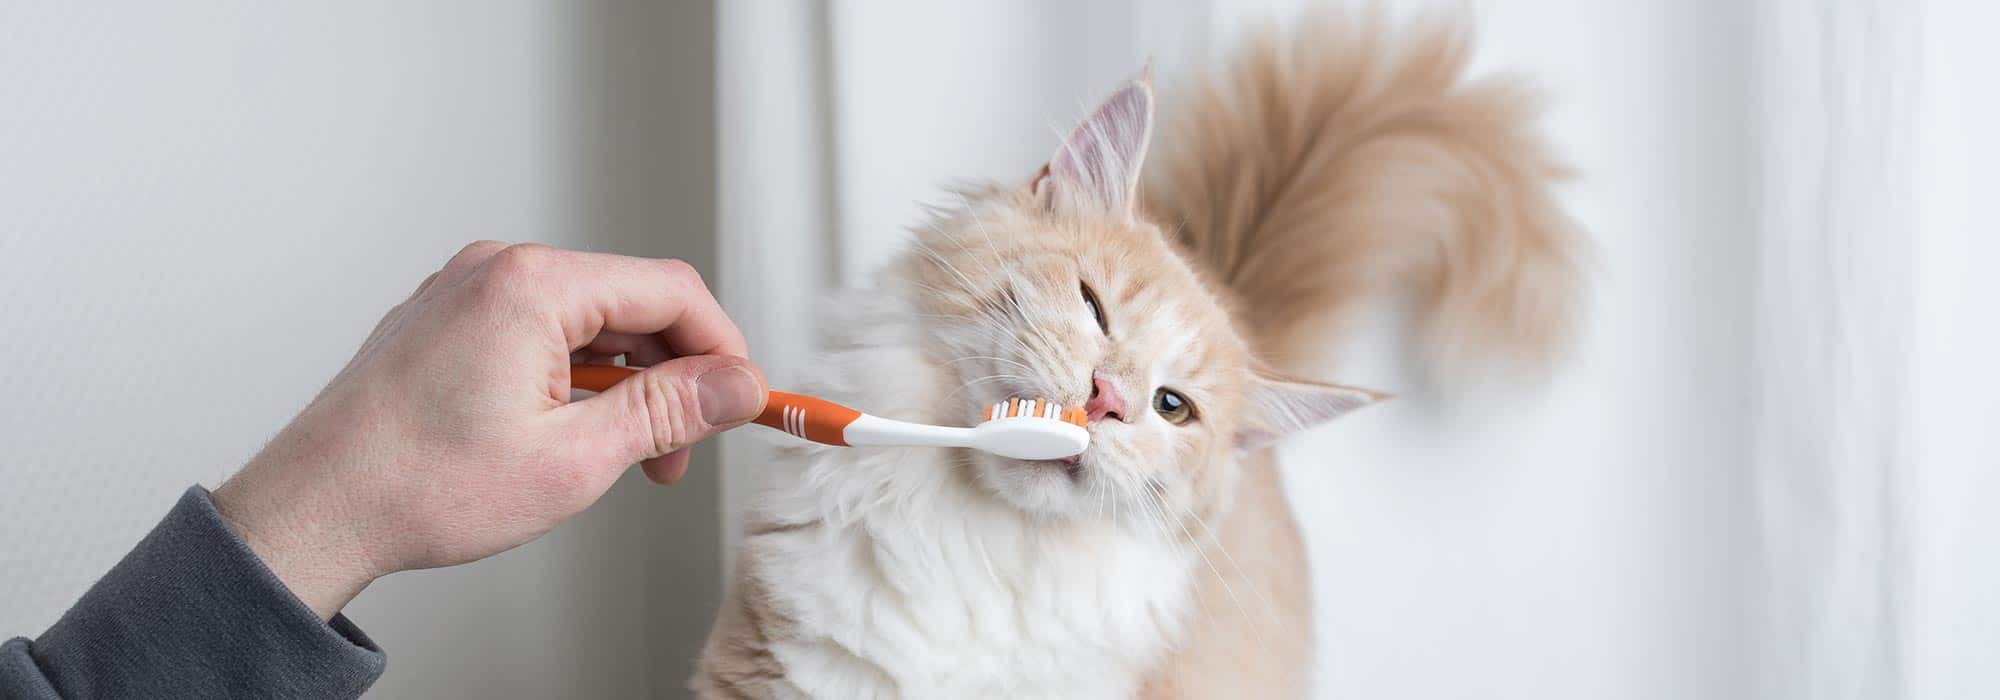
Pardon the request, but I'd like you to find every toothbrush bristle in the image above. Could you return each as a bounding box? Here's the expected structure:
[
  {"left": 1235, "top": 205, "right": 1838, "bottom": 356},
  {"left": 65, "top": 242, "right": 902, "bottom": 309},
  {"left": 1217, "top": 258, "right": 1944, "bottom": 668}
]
[{"left": 983, "top": 397, "right": 1088, "bottom": 428}]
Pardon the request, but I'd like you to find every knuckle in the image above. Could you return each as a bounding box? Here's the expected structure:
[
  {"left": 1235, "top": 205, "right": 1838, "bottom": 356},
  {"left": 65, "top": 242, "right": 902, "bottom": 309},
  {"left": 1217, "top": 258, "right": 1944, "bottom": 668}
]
[
  {"left": 491, "top": 243, "right": 554, "bottom": 276},
  {"left": 636, "top": 371, "right": 700, "bottom": 457},
  {"left": 453, "top": 239, "right": 506, "bottom": 261},
  {"left": 659, "top": 258, "right": 702, "bottom": 286},
  {"left": 472, "top": 244, "right": 555, "bottom": 303},
  {"left": 443, "top": 240, "right": 507, "bottom": 273},
  {"left": 407, "top": 272, "right": 442, "bottom": 300}
]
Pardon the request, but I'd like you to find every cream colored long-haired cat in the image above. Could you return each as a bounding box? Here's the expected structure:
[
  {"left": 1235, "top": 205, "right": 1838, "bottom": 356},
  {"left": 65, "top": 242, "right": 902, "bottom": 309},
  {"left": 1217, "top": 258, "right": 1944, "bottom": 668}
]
[{"left": 693, "top": 15, "right": 1583, "bottom": 699}]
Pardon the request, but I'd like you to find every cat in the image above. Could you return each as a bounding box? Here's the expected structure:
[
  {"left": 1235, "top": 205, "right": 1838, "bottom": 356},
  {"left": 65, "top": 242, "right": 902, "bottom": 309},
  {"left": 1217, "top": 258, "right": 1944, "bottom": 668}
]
[{"left": 692, "top": 14, "right": 1584, "bottom": 699}]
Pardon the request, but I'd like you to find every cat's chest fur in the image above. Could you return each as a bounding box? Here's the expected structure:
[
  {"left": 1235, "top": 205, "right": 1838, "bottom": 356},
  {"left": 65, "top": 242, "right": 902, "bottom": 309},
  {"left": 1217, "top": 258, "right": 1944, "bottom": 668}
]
[{"left": 744, "top": 450, "right": 1196, "bottom": 698}]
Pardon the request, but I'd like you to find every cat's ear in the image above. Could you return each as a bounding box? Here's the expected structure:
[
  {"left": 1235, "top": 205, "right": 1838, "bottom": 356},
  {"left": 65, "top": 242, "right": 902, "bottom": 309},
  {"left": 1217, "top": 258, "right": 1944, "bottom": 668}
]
[
  {"left": 1236, "top": 369, "right": 1386, "bottom": 451},
  {"left": 1033, "top": 71, "right": 1155, "bottom": 221}
]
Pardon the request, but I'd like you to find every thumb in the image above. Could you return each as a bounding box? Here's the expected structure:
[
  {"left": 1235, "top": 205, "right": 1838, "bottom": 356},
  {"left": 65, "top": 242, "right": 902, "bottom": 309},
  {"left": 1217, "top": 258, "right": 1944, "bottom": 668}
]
[{"left": 560, "top": 354, "right": 768, "bottom": 481}]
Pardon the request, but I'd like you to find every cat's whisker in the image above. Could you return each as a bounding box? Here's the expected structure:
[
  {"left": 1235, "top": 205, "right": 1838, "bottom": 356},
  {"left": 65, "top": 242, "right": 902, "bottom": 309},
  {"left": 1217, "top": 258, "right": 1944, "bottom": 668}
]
[
  {"left": 910, "top": 250, "right": 1014, "bottom": 336},
  {"left": 1136, "top": 495, "right": 1187, "bottom": 557},
  {"left": 948, "top": 373, "right": 1033, "bottom": 389},
  {"left": 951, "top": 191, "right": 1011, "bottom": 265},
  {"left": 1121, "top": 479, "right": 1227, "bottom": 641},
  {"left": 1177, "top": 499, "right": 1286, "bottom": 627},
  {"left": 902, "top": 287, "right": 1042, "bottom": 361},
  {"left": 945, "top": 355, "right": 1036, "bottom": 373},
  {"left": 900, "top": 273, "right": 1040, "bottom": 352},
  {"left": 933, "top": 313, "right": 1039, "bottom": 356},
  {"left": 942, "top": 374, "right": 1036, "bottom": 402},
  {"left": 1093, "top": 473, "right": 1108, "bottom": 526},
  {"left": 1143, "top": 486, "right": 1275, "bottom": 658},
  {"left": 910, "top": 240, "right": 988, "bottom": 301},
  {"left": 970, "top": 521, "right": 1005, "bottom": 595},
  {"left": 998, "top": 270, "right": 1064, "bottom": 341},
  {"left": 928, "top": 320, "right": 1058, "bottom": 397},
  {"left": 948, "top": 324, "right": 1040, "bottom": 358}
]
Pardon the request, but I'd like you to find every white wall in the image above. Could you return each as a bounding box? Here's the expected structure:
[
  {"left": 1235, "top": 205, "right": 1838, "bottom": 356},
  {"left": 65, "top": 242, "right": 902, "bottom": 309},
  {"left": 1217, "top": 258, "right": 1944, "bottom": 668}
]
[{"left": 0, "top": 3, "right": 719, "bottom": 697}]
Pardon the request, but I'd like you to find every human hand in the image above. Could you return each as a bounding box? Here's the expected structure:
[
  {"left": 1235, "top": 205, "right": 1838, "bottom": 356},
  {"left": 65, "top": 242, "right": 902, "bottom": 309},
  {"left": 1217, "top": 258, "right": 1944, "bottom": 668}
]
[{"left": 211, "top": 242, "right": 767, "bottom": 619}]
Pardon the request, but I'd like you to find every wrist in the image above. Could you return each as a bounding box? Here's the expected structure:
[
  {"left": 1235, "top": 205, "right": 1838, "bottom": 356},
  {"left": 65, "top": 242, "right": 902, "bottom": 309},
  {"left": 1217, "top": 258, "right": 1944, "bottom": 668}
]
[{"left": 212, "top": 465, "right": 380, "bottom": 620}]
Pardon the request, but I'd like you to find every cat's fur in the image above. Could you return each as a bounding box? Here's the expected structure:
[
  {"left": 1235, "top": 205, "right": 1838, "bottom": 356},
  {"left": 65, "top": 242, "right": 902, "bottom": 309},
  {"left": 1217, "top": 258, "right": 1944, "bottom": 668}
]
[{"left": 692, "top": 14, "right": 1583, "bottom": 699}]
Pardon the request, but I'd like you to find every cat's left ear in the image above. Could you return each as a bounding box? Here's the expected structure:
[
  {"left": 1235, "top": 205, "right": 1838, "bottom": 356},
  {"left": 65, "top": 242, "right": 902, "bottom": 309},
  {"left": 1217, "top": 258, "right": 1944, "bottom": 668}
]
[
  {"left": 1236, "top": 369, "right": 1386, "bottom": 451},
  {"left": 1033, "top": 70, "right": 1155, "bottom": 222}
]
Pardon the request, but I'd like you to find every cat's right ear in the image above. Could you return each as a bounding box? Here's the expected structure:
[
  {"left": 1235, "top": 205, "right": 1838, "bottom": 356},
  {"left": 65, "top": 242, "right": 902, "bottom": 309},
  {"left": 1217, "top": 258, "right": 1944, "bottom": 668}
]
[
  {"left": 1235, "top": 370, "right": 1386, "bottom": 452},
  {"left": 1033, "top": 72, "right": 1155, "bottom": 222}
]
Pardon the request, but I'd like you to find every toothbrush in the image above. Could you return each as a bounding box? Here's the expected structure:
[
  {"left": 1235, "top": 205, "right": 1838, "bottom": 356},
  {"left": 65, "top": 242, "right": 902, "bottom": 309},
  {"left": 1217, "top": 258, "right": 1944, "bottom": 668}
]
[{"left": 569, "top": 364, "right": 1090, "bottom": 461}]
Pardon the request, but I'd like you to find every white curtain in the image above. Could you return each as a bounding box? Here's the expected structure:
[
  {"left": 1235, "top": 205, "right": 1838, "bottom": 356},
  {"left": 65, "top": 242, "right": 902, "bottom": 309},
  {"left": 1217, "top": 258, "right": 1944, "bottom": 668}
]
[
  {"left": 1748, "top": 2, "right": 2000, "bottom": 699},
  {"left": 714, "top": 1, "right": 2000, "bottom": 697},
  {"left": 1747, "top": 2, "right": 1912, "bottom": 697},
  {"left": 1896, "top": 3, "right": 2000, "bottom": 696}
]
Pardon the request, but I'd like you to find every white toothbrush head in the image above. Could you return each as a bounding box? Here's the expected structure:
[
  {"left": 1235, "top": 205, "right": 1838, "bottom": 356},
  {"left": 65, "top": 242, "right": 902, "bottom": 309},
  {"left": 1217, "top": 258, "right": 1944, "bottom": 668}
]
[{"left": 974, "top": 398, "right": 1091, "bottom": 460}]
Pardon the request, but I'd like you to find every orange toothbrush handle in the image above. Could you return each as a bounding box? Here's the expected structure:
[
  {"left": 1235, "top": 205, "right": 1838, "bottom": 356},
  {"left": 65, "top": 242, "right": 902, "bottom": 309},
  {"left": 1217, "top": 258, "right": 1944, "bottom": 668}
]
[
  {"left": 752, "top": 391, "right": 861, "bottom": 446},
  {"left": 569, "top": 364, "right": 861, "bottom": 447},
  {"left": 570, "top": 363, "right": 639, "bottom": 393}
]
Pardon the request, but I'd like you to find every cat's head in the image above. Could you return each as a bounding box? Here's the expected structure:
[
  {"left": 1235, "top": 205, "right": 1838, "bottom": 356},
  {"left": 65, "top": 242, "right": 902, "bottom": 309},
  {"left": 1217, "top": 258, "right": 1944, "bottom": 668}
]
[{"left": 896, "top": 74, "right": 1377, "bottom": 530}]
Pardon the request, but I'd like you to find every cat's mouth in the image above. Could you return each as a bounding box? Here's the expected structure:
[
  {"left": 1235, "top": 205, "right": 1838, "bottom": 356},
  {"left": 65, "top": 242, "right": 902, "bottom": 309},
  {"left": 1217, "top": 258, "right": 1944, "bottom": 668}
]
[
  {"left": 972, "top": 423, "right": 1101, "bottom": 516},
  {"left": 1022, "top": 453, "right": 1086, "bottom": 482}
]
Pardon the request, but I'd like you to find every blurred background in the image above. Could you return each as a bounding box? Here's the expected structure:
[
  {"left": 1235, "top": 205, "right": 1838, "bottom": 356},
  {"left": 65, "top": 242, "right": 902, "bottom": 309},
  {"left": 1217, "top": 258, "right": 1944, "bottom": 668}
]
[{"left": 3, "top": 1, "right": 1995, "bottom": 699}]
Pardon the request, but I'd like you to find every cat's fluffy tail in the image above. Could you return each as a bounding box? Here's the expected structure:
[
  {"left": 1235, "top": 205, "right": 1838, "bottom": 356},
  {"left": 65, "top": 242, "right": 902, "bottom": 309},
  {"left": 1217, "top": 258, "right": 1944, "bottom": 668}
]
[{"left": 1142, "top": 13, "right": 1586, "bottom": 382}]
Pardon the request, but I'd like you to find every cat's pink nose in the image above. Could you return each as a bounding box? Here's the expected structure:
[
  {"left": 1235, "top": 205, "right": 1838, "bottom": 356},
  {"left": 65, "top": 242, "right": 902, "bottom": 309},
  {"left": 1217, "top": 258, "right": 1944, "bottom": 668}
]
[{"left": 1085, "top": 374, "right": 1127, "bottom": 423}]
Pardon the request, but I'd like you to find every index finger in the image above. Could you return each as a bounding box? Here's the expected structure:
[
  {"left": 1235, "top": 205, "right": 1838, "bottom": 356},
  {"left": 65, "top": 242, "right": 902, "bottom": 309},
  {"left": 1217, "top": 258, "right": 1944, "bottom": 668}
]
[{"left": 488, "top": 246, "right": 749, "bottom": 358}]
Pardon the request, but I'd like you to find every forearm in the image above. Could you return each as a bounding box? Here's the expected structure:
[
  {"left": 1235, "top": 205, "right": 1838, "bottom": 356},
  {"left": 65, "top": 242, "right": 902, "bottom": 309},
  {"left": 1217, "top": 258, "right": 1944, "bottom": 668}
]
[{"left": 1, "top": 487, "right": 385, "bottom": 699}]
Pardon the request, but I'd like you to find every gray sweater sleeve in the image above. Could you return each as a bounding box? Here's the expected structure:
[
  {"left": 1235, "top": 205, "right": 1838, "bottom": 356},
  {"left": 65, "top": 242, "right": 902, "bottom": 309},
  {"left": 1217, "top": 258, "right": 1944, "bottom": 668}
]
[{"left": 1, "top": 487, "right": 386, "bottom": 699}]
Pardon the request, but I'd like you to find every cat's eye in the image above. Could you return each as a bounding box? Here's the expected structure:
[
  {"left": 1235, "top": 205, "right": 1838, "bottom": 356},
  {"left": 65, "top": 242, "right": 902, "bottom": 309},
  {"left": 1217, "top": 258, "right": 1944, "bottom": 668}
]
[
  {"left": 1153, "top": 388, "right": 1194, "bottom": 425},
  {"left": 1080, "top": 281, "right": 1109, "bottom": 334}
]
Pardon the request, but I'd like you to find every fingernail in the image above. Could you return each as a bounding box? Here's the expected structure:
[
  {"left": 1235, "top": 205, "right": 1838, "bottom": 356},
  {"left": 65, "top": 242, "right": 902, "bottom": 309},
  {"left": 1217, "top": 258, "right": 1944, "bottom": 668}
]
[{"left": 696, "top": 366, "right": 762, "bottom": 425}]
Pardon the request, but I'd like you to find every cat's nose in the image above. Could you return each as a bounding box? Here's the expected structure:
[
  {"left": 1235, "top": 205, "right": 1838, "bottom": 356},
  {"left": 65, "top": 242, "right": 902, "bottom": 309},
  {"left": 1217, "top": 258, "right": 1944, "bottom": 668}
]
[{"left": 1085, "top": 373, "right": 1127, "bottom": 423}]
